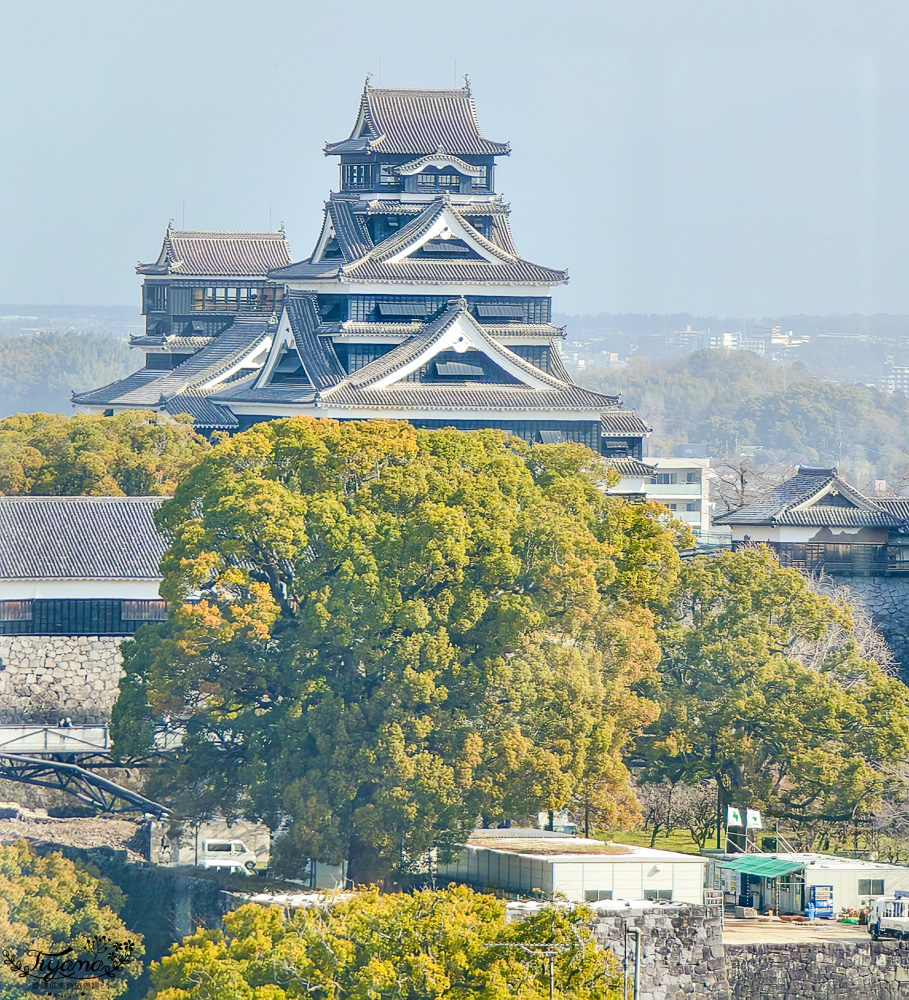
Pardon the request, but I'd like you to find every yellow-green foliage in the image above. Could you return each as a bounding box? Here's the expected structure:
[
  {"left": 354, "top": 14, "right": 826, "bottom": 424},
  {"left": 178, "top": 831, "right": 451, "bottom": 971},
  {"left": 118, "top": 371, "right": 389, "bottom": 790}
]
[
  {"left": 0, "top": 410, "right": 209, "bottom": 496},
  {"left": 642, "top": 547, "right": 909, "bottom": 823},
  {"left": 113, "top": 418, "right": 683, "bottom": 882},
  {"left": 146, "top": 887, "right": 621, "bottom": 1000},
  {"left": 0, "top": 840, "right": 142, "bottom": 998}
]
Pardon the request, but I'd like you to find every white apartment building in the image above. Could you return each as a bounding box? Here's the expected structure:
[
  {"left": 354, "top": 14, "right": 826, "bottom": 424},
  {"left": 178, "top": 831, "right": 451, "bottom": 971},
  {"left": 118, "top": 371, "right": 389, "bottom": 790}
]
[{"left": 643, "top": 457, "right": 713, "bottom": 535}]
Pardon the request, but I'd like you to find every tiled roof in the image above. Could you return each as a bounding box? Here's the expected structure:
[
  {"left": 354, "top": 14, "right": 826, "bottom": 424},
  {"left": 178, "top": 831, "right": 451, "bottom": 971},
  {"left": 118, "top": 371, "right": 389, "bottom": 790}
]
[
  {"left": 774, "top": 508, "right": 905, "bottom": 527},
  {"left": 607, "top": 457, "right": 657, "bottom": 478},
  {"left": 713, "top": 466, "right": 906, "bottom": 527},
  {"left": 275, "top": 197, "right": 566, "bottom": 287},
  {"left": 137, "top": 225, "right": 292, "bottom": 277},
  {"left": 547, "top": 349, "right": 573, "bottom": 381},
  {"left": 327, "top": 200, "right": 373, "bottom": 263},
  {"left": 365, "top": 199, "right": 510, "bottom": 216},
  {"left": 322, "top": 383, "right": 620, "bottom": 411},
  {"left": 0, "top": 497, "right": 167, "bottom": 580},
  {"left": 875, "top": 499, "right": 909, "bottom": 519},
  {"left": 269, "top": 260, "right": 344, "bottom": 280},
  {"left": 324, "top": 85, "right": 510, "bottom": 157},
  {"left": 283, "top": 294, "right": 346, "bottom": 390},
  {"left": 162, "top": 393, "right": 239, "bottom": 430},
  {"left": 73, "top": 319, "right": 270, "bottom": 408},
  {"left": 315, "top": 300, "right": 619, "bottom": 412},
  {"left": 600, "top": 411, "right": 651, "bottom": 435},
  {"left": 211, "top": 376, "right": 318, "bottom": 405},
  {"left": 130, "top": 335, "right": 215, "bottom": 351},
  {"left": 338, "top": 321, "right": 425, "bottom": 337}
]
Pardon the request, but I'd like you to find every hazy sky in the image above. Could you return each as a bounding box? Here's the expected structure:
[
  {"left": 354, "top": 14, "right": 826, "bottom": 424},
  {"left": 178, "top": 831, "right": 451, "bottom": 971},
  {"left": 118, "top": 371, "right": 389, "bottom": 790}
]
[{"left": 2, "top": 0, "right": 909, "bottom": 317}]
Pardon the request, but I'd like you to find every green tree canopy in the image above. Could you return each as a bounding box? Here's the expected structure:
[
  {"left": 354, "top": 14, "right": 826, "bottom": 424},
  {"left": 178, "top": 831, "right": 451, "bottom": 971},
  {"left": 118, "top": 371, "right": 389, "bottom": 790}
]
[
  {"left": 0, "top": 330, "right": 133, "bottom": 419},
  {"left": 145, "top": 888, "right": 621, "bottom": 1000},
  {"left": 113, "top": 417, "right": 684, "bottom": 883},
  {"left": 640, "top": 547, "right": 909, "bottom": 827},
  {"left": 0, "top": 840, "right": 142, "bottom": 999},
  {"left": 0, "top": 410, "right": 209, "bottom": 495}
]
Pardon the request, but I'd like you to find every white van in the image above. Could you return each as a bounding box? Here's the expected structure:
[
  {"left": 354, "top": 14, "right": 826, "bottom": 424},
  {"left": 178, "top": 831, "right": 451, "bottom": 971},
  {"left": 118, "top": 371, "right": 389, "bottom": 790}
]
[
  {"left": 201, "top": 839, "right": 258, "bottom": 870},
  {"left": 197, "top": 859, "right": 254, "bottom": 876},
  {"left": 869, "top": 897, "right": 909, "bottom": 939}
]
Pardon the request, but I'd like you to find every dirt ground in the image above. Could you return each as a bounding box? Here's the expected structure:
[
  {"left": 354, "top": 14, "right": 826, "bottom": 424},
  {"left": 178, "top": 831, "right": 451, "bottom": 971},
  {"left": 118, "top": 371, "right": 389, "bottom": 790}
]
[
  {"left": 0, "top": 815, "right": 147, "bottom": 862},
  {"left": 723, "top": 916, "right": 872, "bottom": 945}
]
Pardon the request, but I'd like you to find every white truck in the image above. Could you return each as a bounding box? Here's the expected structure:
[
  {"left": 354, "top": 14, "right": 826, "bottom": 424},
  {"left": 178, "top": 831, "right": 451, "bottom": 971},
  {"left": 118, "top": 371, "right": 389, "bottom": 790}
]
[{"left": 868, "top": 897, "right": 909, "bottom": 940}]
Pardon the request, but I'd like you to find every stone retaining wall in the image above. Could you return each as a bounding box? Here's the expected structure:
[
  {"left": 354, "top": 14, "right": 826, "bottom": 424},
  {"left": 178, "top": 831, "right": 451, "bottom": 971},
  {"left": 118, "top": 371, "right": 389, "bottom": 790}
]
[
  {"left": 592, "top": 905, "right": 730, "bottom": 1000},
  {"left": 726, "top": 941, "right": 909, "bottom": 1000},
  {"left": 839, "top": 576, "right": 909, "bottom": 677},
  {"left": 0, "top": 635, "right": 123, "bottom": 724}
]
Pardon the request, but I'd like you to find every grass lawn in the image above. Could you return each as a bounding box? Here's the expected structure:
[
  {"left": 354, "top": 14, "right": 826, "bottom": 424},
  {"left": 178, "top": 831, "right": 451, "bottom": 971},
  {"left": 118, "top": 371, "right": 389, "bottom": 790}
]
[{"left": 598, "top": 828, "right": 706, "bottom": 855}]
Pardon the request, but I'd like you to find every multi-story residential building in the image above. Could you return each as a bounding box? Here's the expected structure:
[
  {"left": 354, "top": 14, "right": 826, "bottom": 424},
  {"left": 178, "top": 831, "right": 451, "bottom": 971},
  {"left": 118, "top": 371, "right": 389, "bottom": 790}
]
[{"left": 643, "top": 457, "right": 713, "bottom": 536}]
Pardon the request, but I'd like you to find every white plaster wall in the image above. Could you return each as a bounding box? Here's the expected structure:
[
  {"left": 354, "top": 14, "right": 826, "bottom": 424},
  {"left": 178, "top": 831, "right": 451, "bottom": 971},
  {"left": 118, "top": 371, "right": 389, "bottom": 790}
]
[{"left": 0, "top": 580, "right": 161, "bottom": 600}]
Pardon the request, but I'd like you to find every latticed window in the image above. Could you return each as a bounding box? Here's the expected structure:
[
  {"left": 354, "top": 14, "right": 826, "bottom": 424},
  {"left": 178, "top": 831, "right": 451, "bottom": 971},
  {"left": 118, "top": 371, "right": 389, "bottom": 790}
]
[
  {"left": 143, "top": 284, "right": 167, "bottom": 312},
  {"left": 378, "top": 164, "right": 398, "bottom": 185},
  {"left": 191, "top": 286, "right": 281, "bottom": 312},
  {"left": 121, "top": 600, "right": 168, "bottom": 621},
  {"left": 0, "top": 601, "right": 32, "bottom": 621},
  {"left": 343, "top": 164, "right": 373, "bottom": 188}
]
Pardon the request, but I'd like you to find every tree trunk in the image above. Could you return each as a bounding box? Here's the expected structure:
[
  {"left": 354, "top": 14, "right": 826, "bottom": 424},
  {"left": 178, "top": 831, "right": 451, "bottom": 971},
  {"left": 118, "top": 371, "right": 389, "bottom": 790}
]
[{"left": 346, "top": 836, "right": 389, "bottom": 888}]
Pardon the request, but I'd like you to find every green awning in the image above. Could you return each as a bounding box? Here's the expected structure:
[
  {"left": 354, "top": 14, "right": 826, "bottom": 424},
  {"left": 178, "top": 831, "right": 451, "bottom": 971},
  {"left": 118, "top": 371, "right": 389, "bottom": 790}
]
[{"left": 720, "top": 856, "right": 804, "bottom": 879}]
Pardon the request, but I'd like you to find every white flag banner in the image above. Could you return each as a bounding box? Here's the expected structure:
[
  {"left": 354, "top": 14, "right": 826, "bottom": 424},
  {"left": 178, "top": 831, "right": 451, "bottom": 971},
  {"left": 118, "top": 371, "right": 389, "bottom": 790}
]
[
  {"left": 726, "top": 806, "right": 743, "bottom": 828},
  {"left": 746, "top": 809, "right": 762, "bottom": 829}
]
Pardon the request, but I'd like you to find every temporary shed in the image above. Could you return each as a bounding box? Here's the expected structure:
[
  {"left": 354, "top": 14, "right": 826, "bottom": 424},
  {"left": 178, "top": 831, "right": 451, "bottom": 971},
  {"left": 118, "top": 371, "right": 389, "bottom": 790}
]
[
  {"left": 437, "top": 829, "right": 707, "bottom": 904},
  {"left": 715, "top": 853, "right": 909, "bottom": 914}
]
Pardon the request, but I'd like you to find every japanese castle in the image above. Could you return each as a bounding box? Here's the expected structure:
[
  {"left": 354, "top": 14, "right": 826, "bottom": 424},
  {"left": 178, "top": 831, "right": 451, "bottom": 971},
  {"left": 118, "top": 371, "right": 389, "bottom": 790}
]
[{"left": 75, "top": 80, "right": 647, "bottom": 459}]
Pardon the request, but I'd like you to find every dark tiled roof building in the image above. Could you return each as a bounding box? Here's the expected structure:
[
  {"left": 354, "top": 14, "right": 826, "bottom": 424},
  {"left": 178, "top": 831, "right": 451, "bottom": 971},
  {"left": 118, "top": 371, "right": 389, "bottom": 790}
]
[
  {"left": 714, "top": 466, "right": 909, "bottom": 576},
  {"left": 75, "top": 80, "right": 646, "bottom": 458}
]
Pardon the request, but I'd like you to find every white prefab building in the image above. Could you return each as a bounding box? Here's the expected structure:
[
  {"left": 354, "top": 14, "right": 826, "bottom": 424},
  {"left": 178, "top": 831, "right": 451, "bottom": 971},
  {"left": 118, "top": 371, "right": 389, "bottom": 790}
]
[
  {"left": 715, "top": 853, "right": 909, "bottom": 915},
  {"left": 438, "top": 830, "right": 707, "bottom": 904}
]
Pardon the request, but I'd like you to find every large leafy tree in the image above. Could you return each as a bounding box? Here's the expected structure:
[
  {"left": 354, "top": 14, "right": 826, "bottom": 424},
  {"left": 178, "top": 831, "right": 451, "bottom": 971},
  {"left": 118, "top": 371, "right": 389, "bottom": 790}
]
[
  {"left": 146, "top": 888, "right": 621, "bottom": 1000},
  {"left": 639, "top": 547, "right": 909, "bottom": 830},
  {"left": 0, "top": 840, "right": 142, "bottom": 999},
  {"left": 0, "top": 410, "right": 209, "bottom": 496},
  {"left": 113, "top": 418, "right": 682, "bottom": 883}
]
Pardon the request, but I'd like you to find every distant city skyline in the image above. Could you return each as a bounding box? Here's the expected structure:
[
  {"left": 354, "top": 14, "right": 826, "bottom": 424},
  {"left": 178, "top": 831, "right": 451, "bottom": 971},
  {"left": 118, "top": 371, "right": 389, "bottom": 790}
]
[{"left": 2, "top": 0, "right": 909, "bottom": 316}]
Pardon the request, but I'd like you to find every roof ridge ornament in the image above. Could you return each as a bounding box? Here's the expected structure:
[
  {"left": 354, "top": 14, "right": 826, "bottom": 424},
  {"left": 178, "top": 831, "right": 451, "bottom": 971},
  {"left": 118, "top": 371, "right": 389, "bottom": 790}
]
[
  {"left": 364, "top": 72, "right": 373, "bottom": 91},
  {"left": 463, "top": 74, "right": 471, "bottom": 95}
]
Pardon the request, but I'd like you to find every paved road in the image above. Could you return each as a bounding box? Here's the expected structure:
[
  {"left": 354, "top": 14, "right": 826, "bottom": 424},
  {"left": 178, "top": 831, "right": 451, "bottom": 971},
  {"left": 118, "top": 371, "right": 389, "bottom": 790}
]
[{"left": 723, "top": 917, "right": 870, "bottom": 945}]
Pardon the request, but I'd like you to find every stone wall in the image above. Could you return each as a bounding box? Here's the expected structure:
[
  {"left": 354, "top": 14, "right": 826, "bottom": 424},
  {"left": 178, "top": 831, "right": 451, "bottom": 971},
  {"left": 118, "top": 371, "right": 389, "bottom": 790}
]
[
  {"left": 0, "top": 635, "right": 123, "bottom": 724},
  {"left": 591, "top": 904, "right": 730, "bottom": 1000},
  {"left": 726, "top": 941, "right": 909, "bottom": 1000},
  {"left": 838, "top": 576, "right": 909, "bottom": 677}
]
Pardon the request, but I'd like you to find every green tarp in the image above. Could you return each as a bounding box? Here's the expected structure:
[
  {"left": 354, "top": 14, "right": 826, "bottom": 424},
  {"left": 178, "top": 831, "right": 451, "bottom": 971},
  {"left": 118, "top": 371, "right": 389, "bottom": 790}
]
[{"left": 720, "top": 856, "right": 804, "bottom": 879}]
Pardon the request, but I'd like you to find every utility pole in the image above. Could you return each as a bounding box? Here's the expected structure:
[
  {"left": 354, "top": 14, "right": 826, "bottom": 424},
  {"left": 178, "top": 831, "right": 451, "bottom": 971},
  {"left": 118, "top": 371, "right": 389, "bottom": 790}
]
[{"left": 485, "top": 941, "right": 569, "bottom": 1000}]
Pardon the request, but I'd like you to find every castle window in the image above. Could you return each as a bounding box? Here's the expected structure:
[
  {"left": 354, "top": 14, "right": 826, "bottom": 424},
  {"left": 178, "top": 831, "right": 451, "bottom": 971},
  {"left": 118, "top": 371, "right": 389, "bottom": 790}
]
[
  {"left": 378, "top": 164, "right": 398, "bottom": 185},
  {"left": 191, "top": 286, "right": 281, "bottom": 312},
  {"left": 343, "top": 164, "right": 373, "bottom": 189},
  {"left": 418, "top": 170, "right": 461, "bottom": 188},
  {"left": 0, "top": 601, "right": 32, "bottom": 621},
  {"left": 143, "top": 284, "right": 167, "bottom": 313},
  {"left": 121, "top": 600, "right": 168, "bottom": 621}
]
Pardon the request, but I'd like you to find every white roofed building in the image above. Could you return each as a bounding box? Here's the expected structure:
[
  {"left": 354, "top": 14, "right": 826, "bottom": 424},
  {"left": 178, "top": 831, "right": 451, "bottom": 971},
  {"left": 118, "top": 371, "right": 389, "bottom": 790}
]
[{"left": 437, "top": 829, "right": 707, "bottom": 904}]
